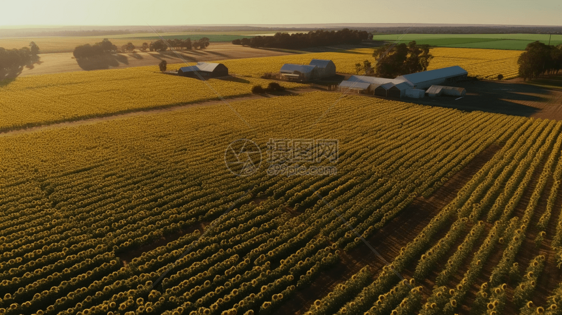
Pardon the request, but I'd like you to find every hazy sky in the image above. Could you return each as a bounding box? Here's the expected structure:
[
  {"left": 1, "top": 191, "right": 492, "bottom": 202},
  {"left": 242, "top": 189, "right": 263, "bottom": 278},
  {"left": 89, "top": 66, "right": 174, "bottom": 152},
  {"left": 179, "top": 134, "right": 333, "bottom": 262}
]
[{"left": 1, "top": 0, "right": 561, "bottom": 26}]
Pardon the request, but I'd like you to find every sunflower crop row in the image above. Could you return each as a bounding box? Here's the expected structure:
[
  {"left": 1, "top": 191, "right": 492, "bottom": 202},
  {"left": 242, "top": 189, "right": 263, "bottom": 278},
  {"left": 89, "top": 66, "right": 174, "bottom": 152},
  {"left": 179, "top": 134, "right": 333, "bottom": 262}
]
[{"left": 4, "top": 91, "right": 559, "bottom": 315}]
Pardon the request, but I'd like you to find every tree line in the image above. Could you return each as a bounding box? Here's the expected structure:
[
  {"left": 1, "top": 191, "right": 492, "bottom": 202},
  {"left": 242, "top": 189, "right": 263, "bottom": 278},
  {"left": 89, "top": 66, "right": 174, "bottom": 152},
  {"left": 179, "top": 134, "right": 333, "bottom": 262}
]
[
  {"left": 352, "top": 41, "right": 433, "bottom": 78},
  {"left": 148, "top": 38, "right": 210, "bottom": 51},
  {"left": 73, "top": 38, "right": 210, "bottom": 59},
  {"left": 73, "top": 39, "right": 118, "bottom": 59},
  {"left": 518, "top": 41, "right": 562, "bottom": 80},
  {"left": 0, "top": 42, "right": 40, "bottom": 77},
  {"left": 232, "top": 29, "right": 370, "bottom": 49},
  {"left": 370, "top": 26, "right": 562, "bottom": 35}
]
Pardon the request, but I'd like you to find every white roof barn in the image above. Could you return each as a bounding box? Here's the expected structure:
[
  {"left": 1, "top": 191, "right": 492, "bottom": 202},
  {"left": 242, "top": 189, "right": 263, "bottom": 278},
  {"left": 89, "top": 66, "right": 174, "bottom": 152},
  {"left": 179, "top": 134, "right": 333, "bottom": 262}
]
[
  {"left": 337, "top": 66, "right": 468, "bottom": 98},
  {"left": 338, "top": 75, "right": 411, "bottom": 94},
  {"left": 345, "top": 75, "right": 410, "bottom": 86},
  {"left": 395, "top": 66, "right": 468, "bottom": 89}
]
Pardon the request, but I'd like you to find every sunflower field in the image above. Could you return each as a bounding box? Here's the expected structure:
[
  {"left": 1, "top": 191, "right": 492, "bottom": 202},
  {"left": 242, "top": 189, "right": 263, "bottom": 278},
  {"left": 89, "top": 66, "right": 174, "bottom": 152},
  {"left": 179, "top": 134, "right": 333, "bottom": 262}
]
[{"left": 3, "top": 90, "right": 562, "bottom": 314}]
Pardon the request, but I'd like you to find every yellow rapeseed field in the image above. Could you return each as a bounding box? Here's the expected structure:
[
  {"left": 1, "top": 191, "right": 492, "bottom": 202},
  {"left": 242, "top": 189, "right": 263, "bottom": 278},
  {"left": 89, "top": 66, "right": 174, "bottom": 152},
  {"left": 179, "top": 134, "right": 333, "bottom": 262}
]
[
  {"left": 170, "top": 47, "right": 521, "bottom": 80},
  {"left": 428, "top": 48, "right": 522, "bottom": 80},
  {"left": 0, "top": 47, "right": 521, "bottom": 131},
  {"left": 0, "top": 66, "right": 305, "bottom": 131}
]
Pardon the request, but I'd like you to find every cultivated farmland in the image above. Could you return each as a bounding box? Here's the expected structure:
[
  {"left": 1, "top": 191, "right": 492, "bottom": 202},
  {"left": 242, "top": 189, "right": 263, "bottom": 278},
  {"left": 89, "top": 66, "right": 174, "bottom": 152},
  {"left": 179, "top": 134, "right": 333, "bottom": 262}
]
[
  {"left": 0, "top": 32, "right": 266, "bottom": 54},
  {"left": 0, "top": 47, "right": 519, "bottom": 132},
  {"left": 0, "top": 67, "right": 305, "bottom": 131},
  {"left": 181, "top": 47, "right": 522, "bottom": 80},
  {"left": 2, "top": 25, "right": 562, "bottom": 315},
  {"left": 1, "top": 90, "right": 562, "bottom": 314},
  {"left": 372, "top": 33, "right": 562, "bottom": 50}
]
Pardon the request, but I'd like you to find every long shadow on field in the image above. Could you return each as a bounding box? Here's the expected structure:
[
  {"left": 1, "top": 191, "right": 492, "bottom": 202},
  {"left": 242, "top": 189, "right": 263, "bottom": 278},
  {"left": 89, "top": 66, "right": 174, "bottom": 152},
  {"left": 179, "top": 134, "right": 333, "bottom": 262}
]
[
  {"left": 298, "top": 41, "right": 387, "bottom": 53},
  {"left": 215, "top": 75, "right": 250, "bottom": 84},
  {"left": 0, "top": 56, "right": 42, "bottom": 85},
  {"left": 204, "top": 50, "right": 229, "bottom": 58},
  {"left": 147, "top": 52, "right": 198, "bottom": 63},
  {"left": 354, "top": 144, "right": 501, "bottom": 265},
  {"left": 114, "top": 54, "right": 129, "bottom": 65},
  {"left": 75, "top": 54, "right": 129, "bottom": 70},
  {"left": 182, "top": 49, "right": 206, "bottom": 56},
  {"left": 273, "top": 144, "right": 503, "bottom": 315},
  {"left": 0, "top": 69, "right": 22, "bottom": 86},
  {"left": 403, "top": 80, "right": 548, "bottom": 117},
  {"left": 528, "top": 75, "right": 562, "bottom": 89}
]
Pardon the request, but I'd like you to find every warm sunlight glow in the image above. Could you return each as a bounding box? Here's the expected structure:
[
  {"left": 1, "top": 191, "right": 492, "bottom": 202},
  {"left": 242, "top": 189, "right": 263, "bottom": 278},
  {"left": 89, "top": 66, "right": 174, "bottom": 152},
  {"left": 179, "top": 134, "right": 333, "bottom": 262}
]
[{"left": 1, "top": 0, "right": 561, "bottom": 27}]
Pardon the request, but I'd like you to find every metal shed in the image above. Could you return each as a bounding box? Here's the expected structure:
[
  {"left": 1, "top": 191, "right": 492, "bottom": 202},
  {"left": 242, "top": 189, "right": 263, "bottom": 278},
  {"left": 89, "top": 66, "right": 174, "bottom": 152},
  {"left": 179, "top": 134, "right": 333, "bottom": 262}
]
[
  {"left": 405, "top": 89, "right": 426, "bottom": 99},
  {"left": 388, "top": 82, "right": 412, "bottom": 98},
  {"left": 395, "top": 66, "right": 468, "bottom": 89},
  {"left": 374, "top": 83, "right": 394, "bottom": 97},
  {"left": 280, "top": 64, "right": 317, "bottom": 81},
  {"left": 344, "top": 75, "right": 409, "bottom": 86},
  {"left": 178, "top": 62, "right": 229, "bottom": 78},
  {"left": 338, "top": 80, "right": 371, "bottom": 93},
  {"left": 309, "top": 59, "right": 336, "bottom": 78},
  {"left": 342, "top": 76, "right": 410, "bottom": 94}
]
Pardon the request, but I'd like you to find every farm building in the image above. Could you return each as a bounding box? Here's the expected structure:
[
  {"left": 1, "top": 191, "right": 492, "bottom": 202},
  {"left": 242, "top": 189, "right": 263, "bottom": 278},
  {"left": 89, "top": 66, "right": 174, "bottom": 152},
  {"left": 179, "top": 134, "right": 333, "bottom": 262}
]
[
  {"left": 280, "top": 64, "right": 317, "bottom": 82},
  {"left": 405, "top": 89, "right": 426, "bottom": 99},
  {"left": 339, "top": 75, "right": 410, "bottom": 94},
  {"left": 395, "top": 66, "right": 468, "bottom": 89},
  {"left": 338, "top": 80, "right": 371, "bottom": 93},
  {"left": 426, "top": 85, "right": 467, "bottom": 97},
  {"left": 337, "top": 66, "right": 468, "bottom": 98},
  {"left": 178, "top": 62, "right": 229, "bottom": 78},
  {"left": 309, "top": 59, "right": 336, "bottom": 78},
  {"left": 374, "top": 83, "right": 394, "bottom": 97},
  {"left": 388, "top": 82, "right": 412, "bottom": 98}
]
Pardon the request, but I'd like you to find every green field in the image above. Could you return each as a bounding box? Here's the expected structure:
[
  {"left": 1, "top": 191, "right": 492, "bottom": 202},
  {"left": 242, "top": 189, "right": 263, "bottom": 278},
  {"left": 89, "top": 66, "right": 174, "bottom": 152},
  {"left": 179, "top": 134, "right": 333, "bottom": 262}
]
[{"left": 372, "top": 33, "right": 562, "bottom": 50}]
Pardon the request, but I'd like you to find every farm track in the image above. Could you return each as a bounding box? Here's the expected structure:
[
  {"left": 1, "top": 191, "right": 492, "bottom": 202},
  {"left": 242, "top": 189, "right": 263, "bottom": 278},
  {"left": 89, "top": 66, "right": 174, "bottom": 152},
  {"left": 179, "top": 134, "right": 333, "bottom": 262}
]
[
  {"left": 0, "top": 89, "right": 315, "bottom": 137},
  {"left": 273, "top": 144, "right": 502, "bottom": 315}
]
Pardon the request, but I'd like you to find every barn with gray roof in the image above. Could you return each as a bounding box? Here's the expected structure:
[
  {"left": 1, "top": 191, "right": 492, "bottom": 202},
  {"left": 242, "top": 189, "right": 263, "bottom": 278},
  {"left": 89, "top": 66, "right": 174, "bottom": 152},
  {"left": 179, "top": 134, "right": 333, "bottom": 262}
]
[
  {"left": 280, "top": 64, "right": 317, "bottom": 81},
  {"left": 178, "top": 62, "right": 229, "bottom": 78},
  {"left": 338, "top": 66, "right": 468, "bottom": 99},
  {"left": 309, "top": 59, "right": 336, "bottom": 78},
  {"left": 395, "top": 66, "right": 468, "bottom": 89}
]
